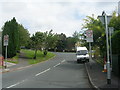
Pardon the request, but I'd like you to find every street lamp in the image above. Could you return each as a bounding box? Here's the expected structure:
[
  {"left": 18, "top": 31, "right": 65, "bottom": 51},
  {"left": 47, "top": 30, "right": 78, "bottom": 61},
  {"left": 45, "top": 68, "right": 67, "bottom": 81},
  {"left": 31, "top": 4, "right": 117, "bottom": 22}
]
[{"left": 98, "top": 11, "right": 112, "bottom": 84}]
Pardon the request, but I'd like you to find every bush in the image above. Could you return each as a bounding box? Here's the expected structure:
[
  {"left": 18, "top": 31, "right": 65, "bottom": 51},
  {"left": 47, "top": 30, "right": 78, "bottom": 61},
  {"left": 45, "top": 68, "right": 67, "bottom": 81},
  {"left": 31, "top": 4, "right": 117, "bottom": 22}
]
[{"left": 112, "top": 30, "right": 120, "bottom": 54}]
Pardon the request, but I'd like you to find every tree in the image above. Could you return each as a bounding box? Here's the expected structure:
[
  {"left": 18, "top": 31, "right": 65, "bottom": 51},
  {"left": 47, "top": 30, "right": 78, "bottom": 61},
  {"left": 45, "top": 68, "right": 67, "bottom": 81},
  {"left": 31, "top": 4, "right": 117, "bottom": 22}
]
[
  {"left": 82, "top": 16, "right": 106, "bottom": 57},
  {"left": 43, "top": 30, "right": 59, "bottom": 51},
  {"left": 2, "top": 17, "right": 19, "bottom": 58},
  {"left": 56, "top": 33, "right": 67, "bottom": 51},
  {"left": 112, "top": 30, "right": 120, "bottom": 54},
  {"left": 18, "top": 24, "right": 30, "bottom": 48},
  {"left": 66, "top": 37, "right": 76, "bottom": 51},
  {"left": 31, "top": 32, "right": 45, "bottom": 59}
]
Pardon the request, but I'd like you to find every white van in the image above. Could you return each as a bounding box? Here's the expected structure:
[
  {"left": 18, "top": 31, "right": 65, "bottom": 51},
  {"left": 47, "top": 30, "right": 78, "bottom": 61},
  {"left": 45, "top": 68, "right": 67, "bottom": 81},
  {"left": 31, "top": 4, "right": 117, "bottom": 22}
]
[{"left": 76, "top": 47, "right": 89, "bottom": 63}]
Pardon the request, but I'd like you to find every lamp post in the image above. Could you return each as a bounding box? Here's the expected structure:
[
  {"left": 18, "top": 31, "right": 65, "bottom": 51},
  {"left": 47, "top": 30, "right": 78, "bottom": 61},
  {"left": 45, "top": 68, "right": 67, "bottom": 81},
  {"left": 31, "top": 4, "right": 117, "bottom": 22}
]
[{"left": 98, "top": 11, "right": 112, "bottom": 84}]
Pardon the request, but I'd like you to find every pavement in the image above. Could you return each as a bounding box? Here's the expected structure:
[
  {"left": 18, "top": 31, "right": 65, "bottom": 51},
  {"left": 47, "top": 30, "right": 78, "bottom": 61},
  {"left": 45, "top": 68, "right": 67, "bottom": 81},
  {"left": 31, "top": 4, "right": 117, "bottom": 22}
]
[
  {"left": 0, "top": 62, "right": 16, "bottom": 73},
  {"left": 0, "top": 52, "right": 30, "bottom": 73},
  {"left": 85, "top": 59, "right": 120, "bottom": 90}
]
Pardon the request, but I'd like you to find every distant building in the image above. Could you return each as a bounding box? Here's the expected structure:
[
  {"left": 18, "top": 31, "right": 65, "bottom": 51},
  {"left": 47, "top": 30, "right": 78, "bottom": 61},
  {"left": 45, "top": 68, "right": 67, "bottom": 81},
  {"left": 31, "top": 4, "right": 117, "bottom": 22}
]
[{"left": 118, "top": 1, "right": 120, "bottom": 15}]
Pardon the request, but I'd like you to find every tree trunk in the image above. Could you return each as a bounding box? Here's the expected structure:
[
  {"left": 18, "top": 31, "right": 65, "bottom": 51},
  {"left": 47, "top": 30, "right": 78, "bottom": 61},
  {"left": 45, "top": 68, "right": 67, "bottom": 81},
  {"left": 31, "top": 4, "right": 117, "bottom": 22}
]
[{"left": 33, "top": 49, "right": 37, "bottom": 59}]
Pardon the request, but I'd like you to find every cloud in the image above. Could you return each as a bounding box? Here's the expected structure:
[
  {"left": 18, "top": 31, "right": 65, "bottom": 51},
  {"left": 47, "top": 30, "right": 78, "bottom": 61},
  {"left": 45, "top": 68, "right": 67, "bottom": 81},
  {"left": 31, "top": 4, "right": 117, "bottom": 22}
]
[{"left": 0, "top": 1, "right": 119, "bottom": 36}]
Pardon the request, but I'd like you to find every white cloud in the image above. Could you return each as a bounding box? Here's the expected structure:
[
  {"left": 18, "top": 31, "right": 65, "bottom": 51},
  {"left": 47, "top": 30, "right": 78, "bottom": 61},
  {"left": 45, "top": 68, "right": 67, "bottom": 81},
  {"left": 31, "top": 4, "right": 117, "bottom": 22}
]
[{"left": 0, "top": 1, "right": 119, "bottom": 36}]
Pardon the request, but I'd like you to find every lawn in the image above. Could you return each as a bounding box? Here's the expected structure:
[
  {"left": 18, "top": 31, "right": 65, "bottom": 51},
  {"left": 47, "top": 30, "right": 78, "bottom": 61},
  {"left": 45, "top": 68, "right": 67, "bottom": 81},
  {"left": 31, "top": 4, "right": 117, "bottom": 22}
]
[{"left": 21, "top": 49, "right": 55, "bottom": 64}]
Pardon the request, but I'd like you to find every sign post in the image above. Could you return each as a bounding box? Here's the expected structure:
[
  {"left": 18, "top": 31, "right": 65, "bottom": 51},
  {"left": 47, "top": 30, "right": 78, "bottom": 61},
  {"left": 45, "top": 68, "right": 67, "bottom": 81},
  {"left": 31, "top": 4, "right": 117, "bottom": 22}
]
[
  {"left": 108, "top": 27, "right": 114, "bottom": 71},
  {"left": 86, "top": 30, "right": 93, "bottom": 62},
  {"left": 4, "top": 35, "right": 9, "bottom": 69},
  {"left": 98, "top": 11, "right": 112, "bottom": 84}
]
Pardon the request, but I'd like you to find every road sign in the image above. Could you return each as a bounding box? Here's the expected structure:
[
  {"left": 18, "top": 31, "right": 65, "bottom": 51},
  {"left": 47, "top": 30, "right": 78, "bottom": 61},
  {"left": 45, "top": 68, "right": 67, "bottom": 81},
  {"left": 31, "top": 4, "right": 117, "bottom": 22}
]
[
  {"left": 86, "top": 30, "right": 93, "bottom": 42},
  {"left": 4, "top": 35, "right": 9, "bottom": 46},
  {"left": 98, "top": 16, "right": 112, "bottom": 25}
]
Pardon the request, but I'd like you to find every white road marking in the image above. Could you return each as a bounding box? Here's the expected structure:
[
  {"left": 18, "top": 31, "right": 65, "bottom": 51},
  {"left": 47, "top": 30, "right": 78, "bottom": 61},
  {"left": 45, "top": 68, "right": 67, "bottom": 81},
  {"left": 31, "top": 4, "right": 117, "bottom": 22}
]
[
  {"left": 35, "top": 68, "right": 50, "bottom": 76},
  {"left": 6, "top": 79, "right": 27, "bottom": 88},
  {"left": 6, "top": 82, "right": 20, "bottom": 88},
  {"left": 61, "top": 60, "right": 66, "bottom": 63},
  {"left": 53, "top": 63, "right": 61, "bottom": 67}
]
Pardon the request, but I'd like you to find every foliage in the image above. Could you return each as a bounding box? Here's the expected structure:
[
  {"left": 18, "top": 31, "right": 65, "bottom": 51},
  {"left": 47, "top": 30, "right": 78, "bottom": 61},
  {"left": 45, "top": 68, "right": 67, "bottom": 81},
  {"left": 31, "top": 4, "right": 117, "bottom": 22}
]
[
  {"left": 44, "top": 30, "right": 59, "bottom": 50},
  {"left": 18, "top": 24, "right": 30, "bottom": 47},
  {"left": 82, "top": 11, "right": 120, "bottom": 57},
  {"left": 30, "top": 32, "right": 45, "bottom": 59},
  {"left": 2, "top": 17, "right": 19, "bottom": 58},
  {"left": 82, "top": 16, "right": 106, "bottom": 57},
  {"left": 112, "top": 30, "right": 120, "bottom": 54},
  {"left": 2, "top": 17, "right": 30, "bottom": 58},
  {"left": 56, "top": 33, "right": 67, "bottom": 51}
]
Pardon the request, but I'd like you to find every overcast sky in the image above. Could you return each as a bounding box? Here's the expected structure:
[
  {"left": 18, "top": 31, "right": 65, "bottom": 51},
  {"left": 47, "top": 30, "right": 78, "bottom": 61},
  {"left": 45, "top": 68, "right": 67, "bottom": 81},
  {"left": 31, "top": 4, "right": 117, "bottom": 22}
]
[{"left": 0, "top": 0, "right": 119, "bottom": 36}]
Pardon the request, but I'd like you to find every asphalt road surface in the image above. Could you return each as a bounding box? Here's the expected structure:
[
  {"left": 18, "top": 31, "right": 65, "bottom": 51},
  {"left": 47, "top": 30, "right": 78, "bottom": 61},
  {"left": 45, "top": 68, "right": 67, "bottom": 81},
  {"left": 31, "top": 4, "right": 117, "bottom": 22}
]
[{"left": 2, "top": 52, "right": 92, "bottom": 89}]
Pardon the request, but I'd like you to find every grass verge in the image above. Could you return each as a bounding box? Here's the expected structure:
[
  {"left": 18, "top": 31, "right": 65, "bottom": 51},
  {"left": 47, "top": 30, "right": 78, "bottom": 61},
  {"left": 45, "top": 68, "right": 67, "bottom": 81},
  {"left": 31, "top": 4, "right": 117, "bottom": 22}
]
[
  {"left": 21, "top": 49, "right": 55, "bottom": 64},
  {"left": 7, "top": 53, "right": 19, "bottom": 64}
]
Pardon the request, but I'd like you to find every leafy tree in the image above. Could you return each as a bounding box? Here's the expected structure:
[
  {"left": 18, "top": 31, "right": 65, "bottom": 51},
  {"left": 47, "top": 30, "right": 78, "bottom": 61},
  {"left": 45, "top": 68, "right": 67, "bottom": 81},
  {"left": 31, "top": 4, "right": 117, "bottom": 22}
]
[
  {"left": 56, "top": 33, "right": 67, "bottom": 51},
  {"left": 66, "top": 37, "right": 76, "bottom": 51},
  {"left": 82, "top": 16, "right": 106, "bottom": 57},
  {"left": 43, "top": 30, "right": 59, "bottom": 51},
  {"left": 18, "top": 24, "right": 30, "bottom": 47},
  {"left": 111, "top": 30, "right": 120, "bottom": 54},
  {"left": 2, "top": 17, "right": 19, "bottom": 58},
  {"left": 31, "top": 32, "right": 45, "bottom": 59}
]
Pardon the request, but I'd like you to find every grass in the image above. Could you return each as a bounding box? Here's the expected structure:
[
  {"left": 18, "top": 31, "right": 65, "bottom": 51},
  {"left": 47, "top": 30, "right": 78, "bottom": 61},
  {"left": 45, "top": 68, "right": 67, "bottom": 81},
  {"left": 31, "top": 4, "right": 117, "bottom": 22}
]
[
  {"left": 21, "top": 49, "right": 55, "bottom": 64},
  {"left": 7, "top": 53, "right": 19, "bottom": 64}
]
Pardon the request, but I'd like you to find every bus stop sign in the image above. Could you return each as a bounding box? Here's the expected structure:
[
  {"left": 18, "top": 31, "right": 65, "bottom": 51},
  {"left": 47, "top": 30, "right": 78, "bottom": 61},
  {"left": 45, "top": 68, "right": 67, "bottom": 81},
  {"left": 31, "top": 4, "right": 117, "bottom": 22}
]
[{"left": 4, "top": 35, "right": 9, "bottom": 46}]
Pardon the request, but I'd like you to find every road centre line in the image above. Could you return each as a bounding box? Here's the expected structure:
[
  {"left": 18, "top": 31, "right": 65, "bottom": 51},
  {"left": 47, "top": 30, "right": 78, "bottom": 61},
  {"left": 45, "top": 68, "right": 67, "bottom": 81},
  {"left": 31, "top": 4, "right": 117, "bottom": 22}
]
[
  {"left": 35, "top": 68, "right": 50, "bottom": 76},
  {"left": 6, "top": 82, "right": 20, "bottom": 88},
  {"left": 61, "top": 60, "right": 66, "bottom": 63},
  {"left": 6, "top": 79, "right": 27, "bottom": 88},
  {"left": 6, "top": 60, "right": 66, "bottom": 88},
  {"left": 53, "top": 63, "right": 61, "bottom": 67}
]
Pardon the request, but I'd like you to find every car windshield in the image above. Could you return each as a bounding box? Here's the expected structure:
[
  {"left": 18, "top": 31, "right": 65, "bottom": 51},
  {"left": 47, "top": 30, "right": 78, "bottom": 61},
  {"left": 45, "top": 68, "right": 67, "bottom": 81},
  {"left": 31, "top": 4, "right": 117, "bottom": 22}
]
[{"left": 77, "top": 50, "right": 88, "bottom": 55}]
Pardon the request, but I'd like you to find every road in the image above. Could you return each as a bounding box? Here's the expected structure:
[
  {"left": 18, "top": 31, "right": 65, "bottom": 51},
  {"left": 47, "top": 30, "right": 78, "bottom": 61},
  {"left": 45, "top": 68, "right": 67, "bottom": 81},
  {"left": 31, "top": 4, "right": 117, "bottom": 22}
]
[{"left": 2, "top": 52, "right": 92, "bottom": 89}]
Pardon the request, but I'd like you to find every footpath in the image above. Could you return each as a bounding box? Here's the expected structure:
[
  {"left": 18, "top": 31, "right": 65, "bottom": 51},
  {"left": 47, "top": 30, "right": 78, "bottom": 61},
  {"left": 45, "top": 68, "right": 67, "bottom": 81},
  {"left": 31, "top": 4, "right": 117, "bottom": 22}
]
[
  {"left": 85, "top": 59, "right": 120, "bottom": 90},
  {"left": 0, "top": 52, "right": 30, "bottom": 73}
]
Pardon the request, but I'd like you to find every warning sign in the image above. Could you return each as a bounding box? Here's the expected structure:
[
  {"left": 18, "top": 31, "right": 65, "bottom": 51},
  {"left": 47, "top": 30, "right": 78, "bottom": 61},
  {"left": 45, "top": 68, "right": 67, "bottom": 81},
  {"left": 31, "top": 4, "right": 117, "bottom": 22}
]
[{"left": 4, "top": 35, "right": 9, "bottom": 46}]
